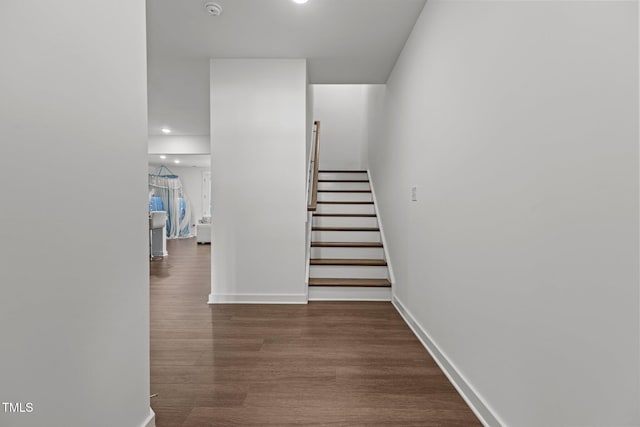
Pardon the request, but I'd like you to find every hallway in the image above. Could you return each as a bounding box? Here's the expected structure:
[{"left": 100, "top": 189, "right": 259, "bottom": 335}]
[{"left": 150, "top": 239, "right": 481, "bottom": 426}]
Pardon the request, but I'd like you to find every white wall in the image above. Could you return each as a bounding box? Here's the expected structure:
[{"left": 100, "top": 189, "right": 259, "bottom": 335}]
[
  {"left": 369, "top": 1, "right": 639, "bottom": 426},
  {"left": 210, "top": 59, "right": 307, "bottom": 303},
  {"left": 0, "top": 1, "right": 152, "bottom": 427},
  {"left": 313, "top": 85, "right": 372, "bottom": 170},
  {"left": 148, "top": 135, "right": 210, "bottom": 154},
  {"left": 306, "top": 71, "right": 315, "bottom": 170}
]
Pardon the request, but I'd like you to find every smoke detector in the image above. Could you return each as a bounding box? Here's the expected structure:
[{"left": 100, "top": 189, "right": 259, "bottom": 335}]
[{"left": 204, "top": 2, "right": 223, "bottom": 16}]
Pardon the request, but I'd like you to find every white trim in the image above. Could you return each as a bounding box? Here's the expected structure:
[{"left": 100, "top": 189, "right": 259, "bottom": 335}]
[
  {"left": 392, "top": 296, "right": 504, "bottom": 427},
  {"left": 305, "top": 211, "right": 313, "bottom": 290},
  {"left": 140, "top": 408, "right": 155, "bottom": 427},
  {"left": 367, "top": 170, "right": 397, "bottom": 287},
  {"left": 208, "top": 293, "right": 308, "bottom": 304},
  {"left": 309, "top": 286, "right": 391, "bottom": 301}
]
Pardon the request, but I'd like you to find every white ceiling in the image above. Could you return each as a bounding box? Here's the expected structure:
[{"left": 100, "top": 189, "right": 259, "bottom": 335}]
[{"left": 146, "top": 0, "right": 426, "bottom": 136}]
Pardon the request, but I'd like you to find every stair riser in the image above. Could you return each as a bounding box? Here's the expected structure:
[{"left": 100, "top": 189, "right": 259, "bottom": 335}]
[
  {"left": 310, "top": 247, "right": 384, "bottom": 259},
  {"left": 309, "top": 286, "right": 392, "bottom": 301},
  {"left": 315, "top": 204, "right": 375, "bottom": 214},
  {"left": 313, "top": 217, "right": 379, "bottom": 228},
  {"left": 318, "top": 172, "right": 368, "bottom": 181},
  {"left": 317, "top": 192, "right": 372, "bottom": 202},
  {"left": 312, "top": 230, "right": 380, "bottom": 242},
  {"left": 318, "top": 182, "right": 370, "bottom": 191},
  {"left": 310, "top": 265, "right": 389, "bottom": 279}
]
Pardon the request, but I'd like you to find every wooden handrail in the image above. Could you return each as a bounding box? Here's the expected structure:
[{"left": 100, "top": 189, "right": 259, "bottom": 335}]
[{"left": 307, "top": 121, "right": 321, "bottom": 212}]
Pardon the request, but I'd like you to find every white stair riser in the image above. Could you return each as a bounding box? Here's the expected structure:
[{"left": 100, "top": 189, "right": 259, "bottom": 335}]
[
  {"left": 311, "top": 247, "right": 385, "bottom": 259},
  {"left": 316, "top": 204, "right": 375, "bottom": 214},
  {"left": 312, "top": 230, "right": 380, "bottom": 242},
  {"left": 313, "top": 216, "right": 379, "bottom": 228},
  {"left": 318, "top": 192, "right": 372, "bottom": 202},
  {"left": 309, "top": 286, "right": 392, "bottom": 301},
  {"left": 318, "top": 172, "right": 368, "bottom": 181},
  {"left": 310, "top": 265, "right": 389, "bottom": 279},
  {"left": 318, "top": 182, "right": 370, "bottom": 191}
]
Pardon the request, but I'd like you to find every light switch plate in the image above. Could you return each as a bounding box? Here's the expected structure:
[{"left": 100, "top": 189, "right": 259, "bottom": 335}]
[{"left": 411, "top": 186, "right": 417, "bottom": 202}]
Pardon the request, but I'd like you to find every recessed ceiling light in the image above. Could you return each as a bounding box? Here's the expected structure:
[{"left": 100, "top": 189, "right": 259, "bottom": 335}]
[
  {"left": 174, "top": 159, "right": 181, "bottom": 164},
  {"left": 292, "top": 0, "right": 309, "bottom": 3},
  {"left": 159, "top": 155, "right": 167, "bottom": 160},
  {"left": 161, "top": 128, "right": 172, "bottom": 134}
]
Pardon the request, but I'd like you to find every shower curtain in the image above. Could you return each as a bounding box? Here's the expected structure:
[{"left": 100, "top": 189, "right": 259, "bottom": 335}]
[{"left": 148, "top": 165, "right": 192, "bottom": 239}]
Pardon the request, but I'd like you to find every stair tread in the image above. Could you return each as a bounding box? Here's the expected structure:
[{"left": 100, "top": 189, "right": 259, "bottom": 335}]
[
  {"left": 310, "top": 259, "right": 387, "bottom": 266},
  {"left": 311, "top": 242, "right": 383, "bottom": 248},
  {"left": 317, "top": 201, "right": 374, "bottom": 204},
  {"left": 313, "top": 213, "right": 377, "bottom": 217},
  {"left": 319, "top": 170, "right": 368, "bottom": 173},
  {"left": 309, "top": 278, "right": 391, "bottom": 287},
  {"left": 318, "top": 179, "right": 369, "bottom": 183},
  {"left": 313, "top": 227, "right": 379, "bottom": 232},
  {"left": 318, "top": 189, "right": 371, "bottom": 193}
]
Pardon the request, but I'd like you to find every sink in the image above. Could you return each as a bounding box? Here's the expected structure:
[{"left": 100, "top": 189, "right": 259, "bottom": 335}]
[{"left": 149, "top": 211, "right": 167, "bottom": 229}]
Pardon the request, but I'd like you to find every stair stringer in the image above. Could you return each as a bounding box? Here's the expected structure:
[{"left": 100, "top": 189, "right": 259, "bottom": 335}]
[{"left": 367, "top": 169, "right": 396, "bottom": 289}]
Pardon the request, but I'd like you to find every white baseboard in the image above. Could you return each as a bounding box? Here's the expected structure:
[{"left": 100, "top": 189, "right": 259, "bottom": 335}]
[
  {"left": 309, "top": 286, "right": 391, "bottom": 301},
  {"left": 392, "top": 295, "right": 503, "bottom": 427},
  {"left": 141, "top": 408, "right": 155, "bottom": 427},
  {"left": 208, "top": 293, "right": 308, "bottom": 304}
]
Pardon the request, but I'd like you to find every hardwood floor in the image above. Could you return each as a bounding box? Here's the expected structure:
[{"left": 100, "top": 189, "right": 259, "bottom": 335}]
[{"left": 150, "top": 238, "right": 481, "bottom": 427}]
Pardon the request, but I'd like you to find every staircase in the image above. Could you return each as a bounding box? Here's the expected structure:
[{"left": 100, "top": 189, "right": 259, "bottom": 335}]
[{"left": 308, "top": 170, "right": 392, "bottom": 301}]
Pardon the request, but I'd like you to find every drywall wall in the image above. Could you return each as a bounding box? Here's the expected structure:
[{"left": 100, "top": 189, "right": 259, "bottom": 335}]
[
  {"left": 0, "top": 1, "right": 152, "bottom": 427},
  {"left": 313, "top": 85, "right": 371, "bottom": 170},
  {"left": 210, "top": 59, "right": 307, "bottom": 303},
  {"left": 369, "top": 1, "right": 639, "bottom": 426},
  {"left": 148, "top": 135, "right": 210, "bottom": 154},
  {"left": 306, "top": 72, "right": 315, "bottom": 171}
]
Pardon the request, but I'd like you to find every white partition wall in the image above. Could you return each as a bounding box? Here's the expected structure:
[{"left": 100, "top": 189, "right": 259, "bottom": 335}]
[
  {"left": 210, "top": 59, "right": 307, "bottom": 303},
  {"left": 368, "top": 1, "right": 640, "bottom": 426},
  {"left": 148, "top": 135, "right": 210, "bottom": 155},
  {"left": 0, "top": 1, "right": 152, "bottom": 426}
]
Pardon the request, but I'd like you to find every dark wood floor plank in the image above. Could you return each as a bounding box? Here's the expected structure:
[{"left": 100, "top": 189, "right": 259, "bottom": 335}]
[{"left": 150, "top": 238, "right": 481, "bottom": 427}]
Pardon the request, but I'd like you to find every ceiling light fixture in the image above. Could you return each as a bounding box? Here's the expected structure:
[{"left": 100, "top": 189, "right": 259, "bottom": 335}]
[
  {"left": 161, "top": 127, "right": 172, "bottom": 134},
  {"left": 159, "top": 155, "right": 167, "bottom": 160},
  {"left": 292, "top": 0, "right": 309, "bottom": 3},
  {"left": 174, "top": 159, "right": 181, "bottom": 164}
]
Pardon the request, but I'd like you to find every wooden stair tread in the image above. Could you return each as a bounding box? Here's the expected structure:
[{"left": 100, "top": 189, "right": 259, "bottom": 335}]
[
  {"left": 312, "top": 227, "right": 379, "bottom": 232},
  {"left": 313, "top": 213, "right": 377, "bottom": 217},
  {"left": 317, "top": 201, "right": 374, "bottom": 205},
  {"left": 311, "top": 242, "right": 383, "bottom": 248},
  {"left": 310, "top": 259, "right": 387, "bottom": 266},
  {"left": 319, "top": 170, "right": 368, "bottom": 173},
  {"left": 309, "top": 278, "right": 391, "bottom": 287},
  {"left": 318, "top": 189, "right": 371, "bottom": 193},
  {"left": 318, "top": 179, "right": 369, "bottom": 183}
]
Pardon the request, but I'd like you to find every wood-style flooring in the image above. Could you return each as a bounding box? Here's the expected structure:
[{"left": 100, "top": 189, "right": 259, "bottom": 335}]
[{"left": 150, "top": 238, "right": 481, "bottom": 426}]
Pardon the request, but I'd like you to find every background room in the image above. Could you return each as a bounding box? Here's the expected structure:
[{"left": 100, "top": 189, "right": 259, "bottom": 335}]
[{"left": 147, "top": 131, "right": 212, "bottom": 253}]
